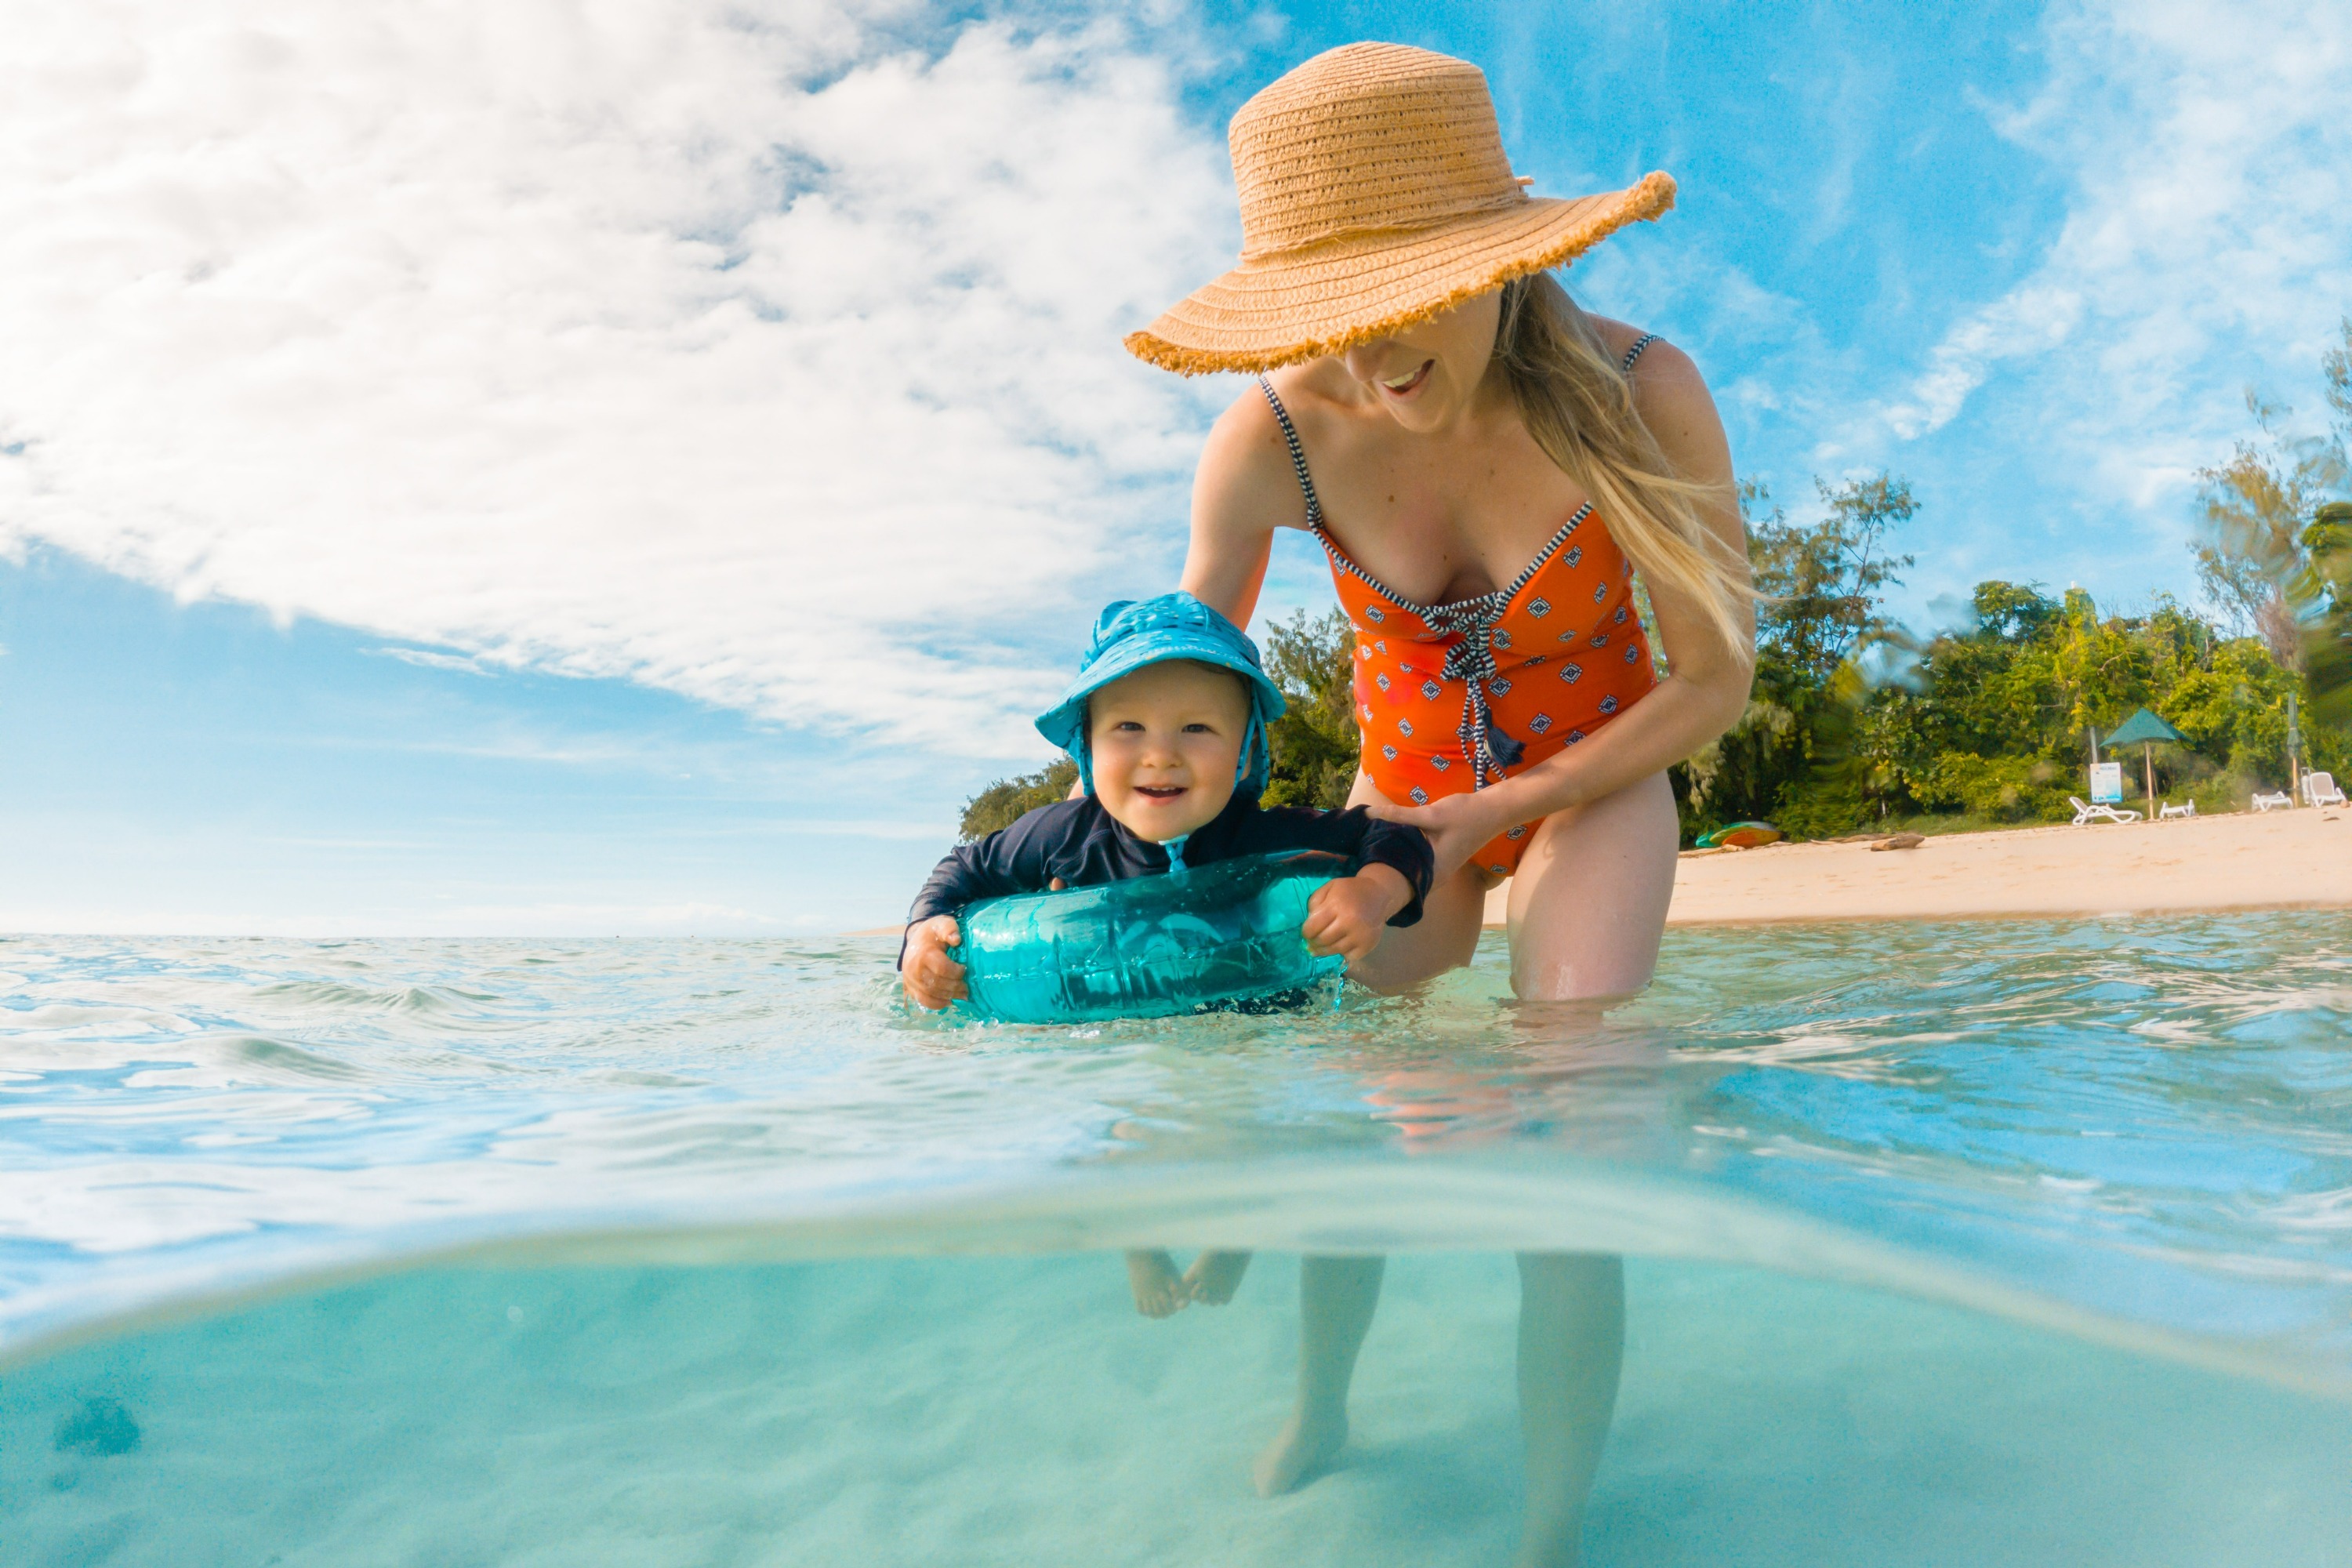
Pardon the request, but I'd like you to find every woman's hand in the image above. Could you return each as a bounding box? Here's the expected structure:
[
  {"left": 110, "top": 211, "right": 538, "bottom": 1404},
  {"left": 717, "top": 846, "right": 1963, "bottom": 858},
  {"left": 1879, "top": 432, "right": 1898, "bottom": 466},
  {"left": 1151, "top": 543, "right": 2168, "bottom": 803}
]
[
  {"left": 901, "top": 914, "right": 967, "bottom": 1010},
  {"left": 1301, "top": 864, "right": 1412, "bottom": 967},
  {"left": 1365, "top": 791, "right": 1517, "bottom": 883}
]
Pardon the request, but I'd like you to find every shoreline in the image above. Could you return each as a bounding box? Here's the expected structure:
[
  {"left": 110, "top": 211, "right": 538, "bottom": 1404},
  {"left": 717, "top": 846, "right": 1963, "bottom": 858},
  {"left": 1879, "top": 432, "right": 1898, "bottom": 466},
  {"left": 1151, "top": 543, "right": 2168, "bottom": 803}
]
[
  {"left": 1484, "top": 806, "right": 2352, "bottom": 927},
  {"left": 862, "top": 808, "right": 2351, "bottom": 937}
]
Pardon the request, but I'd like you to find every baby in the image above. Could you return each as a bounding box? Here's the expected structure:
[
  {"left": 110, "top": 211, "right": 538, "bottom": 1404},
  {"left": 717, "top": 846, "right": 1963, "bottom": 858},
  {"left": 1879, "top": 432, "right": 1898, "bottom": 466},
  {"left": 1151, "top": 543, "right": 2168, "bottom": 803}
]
[{"left": 902, "top": 592, "right": 1433, "bottom": 1316}]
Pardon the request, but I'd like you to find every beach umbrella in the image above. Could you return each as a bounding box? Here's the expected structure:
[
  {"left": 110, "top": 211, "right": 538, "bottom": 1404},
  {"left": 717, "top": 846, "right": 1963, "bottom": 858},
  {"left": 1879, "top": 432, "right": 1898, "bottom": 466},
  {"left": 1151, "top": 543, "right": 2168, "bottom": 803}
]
[{"left": 2102, "top": 707, "right": 2189, "bottom": 808}]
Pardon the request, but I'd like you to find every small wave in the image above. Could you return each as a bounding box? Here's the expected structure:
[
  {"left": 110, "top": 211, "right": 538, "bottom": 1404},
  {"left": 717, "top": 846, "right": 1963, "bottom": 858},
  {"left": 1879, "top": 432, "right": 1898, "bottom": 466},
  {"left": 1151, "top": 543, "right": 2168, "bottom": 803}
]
[
  {"left": 2, "top": 916, "right": 2346, "bottom": 1417},
  {"left": 249, "top": 979, "right": 503, "bottom": 1018},
  {"left": 5, "top": 1158, "right": 2347, "bottom": 1403}
]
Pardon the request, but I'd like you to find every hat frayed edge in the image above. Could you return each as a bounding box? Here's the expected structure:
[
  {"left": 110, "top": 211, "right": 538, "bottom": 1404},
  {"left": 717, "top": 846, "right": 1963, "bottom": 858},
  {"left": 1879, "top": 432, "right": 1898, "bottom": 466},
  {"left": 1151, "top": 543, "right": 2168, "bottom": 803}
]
[{"left": 1124, "top": 171, "right": 1675, "bottom": 377}]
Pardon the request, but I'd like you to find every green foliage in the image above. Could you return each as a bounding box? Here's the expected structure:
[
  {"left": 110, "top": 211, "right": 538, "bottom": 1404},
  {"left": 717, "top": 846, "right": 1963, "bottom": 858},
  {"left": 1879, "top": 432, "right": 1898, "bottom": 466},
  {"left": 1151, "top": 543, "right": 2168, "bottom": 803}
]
[
  {"left": 1257, "top": 607, "right": 1361, "bottom": 811},
  {"left": 1676, "top": 477, "right": 2352, "bottom": 845},
  {"left": 1675, "top": 475, "right": 1915, "bottom": 841},
  {"left": 2193, "top": 393, "right": 2347, "bottom": 669},
  {"left": 2300, "top": 501, "right": 2352, "bottom": 726},
  {"left": 1748, "top": 474, "right": 1918, "bottom": 681},
  {"left": 957, "top": 757, "right": 1076, "bottom": 841}
]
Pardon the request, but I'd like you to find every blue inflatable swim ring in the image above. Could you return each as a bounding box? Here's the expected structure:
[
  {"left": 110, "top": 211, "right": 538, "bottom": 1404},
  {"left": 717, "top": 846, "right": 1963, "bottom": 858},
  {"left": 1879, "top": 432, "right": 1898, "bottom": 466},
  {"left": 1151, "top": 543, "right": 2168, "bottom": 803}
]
[{"left": 956, "top": 851, "right": 1348, "bottom": 1024}]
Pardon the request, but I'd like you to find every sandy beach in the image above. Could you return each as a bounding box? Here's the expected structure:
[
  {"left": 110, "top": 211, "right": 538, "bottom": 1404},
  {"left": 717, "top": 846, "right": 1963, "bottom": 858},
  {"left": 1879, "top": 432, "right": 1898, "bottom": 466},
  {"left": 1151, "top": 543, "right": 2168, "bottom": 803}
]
[
  {"left": 1485, "top": 807, "right": 2352, "bottom": 926},
  {"left": 873, "top": 806, "right": 2352, "bottom": 938}
]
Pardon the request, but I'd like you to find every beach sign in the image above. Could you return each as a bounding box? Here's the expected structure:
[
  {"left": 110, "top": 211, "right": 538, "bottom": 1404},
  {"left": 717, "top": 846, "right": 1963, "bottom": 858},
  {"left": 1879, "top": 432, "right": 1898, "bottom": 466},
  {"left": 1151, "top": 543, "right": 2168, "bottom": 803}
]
[{"left": 2090, "top": 761, "right": 2124, "bottom": 804}]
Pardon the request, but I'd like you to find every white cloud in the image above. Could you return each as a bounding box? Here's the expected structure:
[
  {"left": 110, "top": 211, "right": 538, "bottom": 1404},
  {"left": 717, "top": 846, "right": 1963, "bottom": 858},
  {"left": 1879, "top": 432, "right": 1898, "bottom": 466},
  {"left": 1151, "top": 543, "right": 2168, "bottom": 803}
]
[
  {"left": 1882, "top": 283, "right": 2082, "bottom": 441},
  {"left": 0, "top": 1, "right": 1236, "bottom": 753},
  {"left": 369, "top": 646, "right": 488, "bottom": 674},
  {"left": 1878, "top": 0, "right": 2352, "bottom": 469}
]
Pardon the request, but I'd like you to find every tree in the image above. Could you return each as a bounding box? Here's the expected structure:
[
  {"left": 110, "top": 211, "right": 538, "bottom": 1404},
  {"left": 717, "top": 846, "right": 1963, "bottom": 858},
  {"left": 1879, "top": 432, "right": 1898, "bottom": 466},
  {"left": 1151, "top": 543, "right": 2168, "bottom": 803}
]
[
  {"left": 2299, "top": 499, "right": 2352, "bottom": 726},
  {"left": 1675, "top": 474, "right": 1916, "bottom": 839},
  {"left": 2193, "top": 392, "right": 2347, "bottom": 670},
  {"left": 1748, "top": 474, "right": 1918, "bottom": 681},
  {"left": 959, "top": 757, "right": 1076, "bottom": 841},
  {"left": 1257, "top": 607, "right": 1360, "bottom": 811},
  {"left": 2323, "top": 315, "right": 2350, "bottom": 447}
]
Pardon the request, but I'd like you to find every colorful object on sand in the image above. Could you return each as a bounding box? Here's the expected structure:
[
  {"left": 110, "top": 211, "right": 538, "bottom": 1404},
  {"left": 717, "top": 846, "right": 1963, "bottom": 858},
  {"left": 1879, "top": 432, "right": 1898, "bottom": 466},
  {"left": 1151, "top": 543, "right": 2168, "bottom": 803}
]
[
  {"left": 956, "top": 852, "right": 1348, "bottom": 1025},
  {"left": 1696, "top": 822, "right": 1783, "bottom": 850}
]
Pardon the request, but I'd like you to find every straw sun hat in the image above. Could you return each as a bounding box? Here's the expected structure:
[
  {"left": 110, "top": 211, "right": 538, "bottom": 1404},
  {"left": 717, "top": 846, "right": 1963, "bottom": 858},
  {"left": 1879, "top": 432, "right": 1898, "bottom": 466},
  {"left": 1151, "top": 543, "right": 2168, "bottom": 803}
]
[{"left": 1124, "top": 42, "right": 1675, "bottom": 376}]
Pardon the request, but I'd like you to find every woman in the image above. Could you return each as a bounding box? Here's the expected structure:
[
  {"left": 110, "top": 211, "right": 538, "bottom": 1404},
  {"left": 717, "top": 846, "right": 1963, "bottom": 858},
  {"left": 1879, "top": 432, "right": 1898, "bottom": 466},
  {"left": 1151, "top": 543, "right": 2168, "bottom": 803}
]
[{"left": 1124, "top": 43, "right": 1755, "bottom": 1566}]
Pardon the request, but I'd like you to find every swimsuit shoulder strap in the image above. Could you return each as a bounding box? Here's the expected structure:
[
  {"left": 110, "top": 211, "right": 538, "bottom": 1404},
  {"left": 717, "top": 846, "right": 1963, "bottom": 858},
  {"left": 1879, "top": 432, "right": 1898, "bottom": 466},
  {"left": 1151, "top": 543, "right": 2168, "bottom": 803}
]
[
  {"left": 1255, "top": 375, "right": 1324, "bottom": 529},
  {"left": 1621, "top": 333, "right": 1660, "bottom": 375}
]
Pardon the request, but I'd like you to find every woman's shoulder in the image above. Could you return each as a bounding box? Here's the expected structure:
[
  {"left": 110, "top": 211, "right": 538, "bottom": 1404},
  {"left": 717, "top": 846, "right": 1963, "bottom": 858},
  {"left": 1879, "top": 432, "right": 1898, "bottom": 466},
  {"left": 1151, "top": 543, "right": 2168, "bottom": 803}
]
[
  {"left": 1581, "top": 317, "right": 1730, "bottom": 488},
  {"left": 1588, "top": 315, "right": 1716, "bottom": 438},
  {"left": 1585, "top": 315, "right": 1700, "bottom": 389},
  {"left": 1193, "top": 369, "right": 1332, "bottom": 531}
]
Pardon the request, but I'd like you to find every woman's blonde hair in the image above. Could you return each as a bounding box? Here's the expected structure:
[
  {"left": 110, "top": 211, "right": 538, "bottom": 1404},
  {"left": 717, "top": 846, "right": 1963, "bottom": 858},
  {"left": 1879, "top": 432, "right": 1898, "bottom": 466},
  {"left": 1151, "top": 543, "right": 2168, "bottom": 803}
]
[{"left": 1491, "top": 274, "right": 1753, "bottom": 664}]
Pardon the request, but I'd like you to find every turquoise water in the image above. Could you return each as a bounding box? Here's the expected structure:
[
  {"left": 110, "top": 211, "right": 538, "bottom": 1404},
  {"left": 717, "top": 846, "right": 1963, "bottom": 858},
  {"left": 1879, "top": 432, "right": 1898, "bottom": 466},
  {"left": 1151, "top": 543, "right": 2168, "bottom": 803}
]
[{"left": 3, "top": 917, "right": 2349, "bottom": 1563}]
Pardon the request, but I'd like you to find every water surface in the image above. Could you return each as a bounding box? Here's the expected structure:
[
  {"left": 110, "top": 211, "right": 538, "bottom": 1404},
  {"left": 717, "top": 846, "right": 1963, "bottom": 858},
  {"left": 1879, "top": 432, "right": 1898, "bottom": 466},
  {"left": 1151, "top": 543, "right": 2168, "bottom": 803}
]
[{"left": 2, "top": 916, "right": 2347, "bottom": 1563}]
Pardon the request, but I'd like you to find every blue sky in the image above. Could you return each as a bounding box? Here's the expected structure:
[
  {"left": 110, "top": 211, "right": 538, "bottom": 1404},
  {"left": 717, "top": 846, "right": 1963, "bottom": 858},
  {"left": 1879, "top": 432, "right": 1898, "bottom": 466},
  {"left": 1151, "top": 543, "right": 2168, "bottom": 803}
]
[{"left": 2, "top": 0, "right": 2347, "bottom": 934}]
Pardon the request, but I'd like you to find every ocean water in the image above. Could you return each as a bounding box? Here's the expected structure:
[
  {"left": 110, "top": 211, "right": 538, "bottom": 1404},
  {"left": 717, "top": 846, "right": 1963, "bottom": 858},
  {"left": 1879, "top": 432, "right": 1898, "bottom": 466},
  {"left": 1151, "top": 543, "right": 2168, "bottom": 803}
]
[{"left": 2, "top": 916, "right": 2348, "bottom": 1566}]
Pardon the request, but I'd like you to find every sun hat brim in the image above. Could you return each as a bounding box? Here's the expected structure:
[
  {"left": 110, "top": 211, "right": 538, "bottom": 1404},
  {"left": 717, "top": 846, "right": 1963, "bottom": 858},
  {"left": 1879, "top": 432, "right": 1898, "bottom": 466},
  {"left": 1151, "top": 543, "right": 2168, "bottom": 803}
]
[
  {"left": 1126, "top": 171, "right": 1675, "bottom": 376},
  {"left": 1033, "top": 640, "right": 1284, "bottom": 758}
]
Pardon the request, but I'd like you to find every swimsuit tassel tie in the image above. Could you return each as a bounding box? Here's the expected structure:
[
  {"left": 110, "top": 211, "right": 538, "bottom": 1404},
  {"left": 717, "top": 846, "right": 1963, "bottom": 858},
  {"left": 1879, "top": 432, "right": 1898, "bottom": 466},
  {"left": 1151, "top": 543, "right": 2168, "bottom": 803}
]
[{"left": 1437, "top": 624, "right": 1523, "bottom": 786}]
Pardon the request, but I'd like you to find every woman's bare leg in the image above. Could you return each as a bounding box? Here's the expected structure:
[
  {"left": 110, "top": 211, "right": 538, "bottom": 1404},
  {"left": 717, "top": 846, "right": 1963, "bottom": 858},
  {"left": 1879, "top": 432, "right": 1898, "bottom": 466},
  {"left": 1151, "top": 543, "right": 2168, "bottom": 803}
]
[
  {"left": 1272, "top": 773, "right": 1669, "bottom": 1543},
  {"left": 1265, "top": 779, "right": 1472, "bottom": 1497},
  {"left": 1497, "top": 772, "right": 1672, "bottom": 1560},
  {"left": 1506, "top": 770, "right": 1679, "bottom": 1000},
  {"left": 1254, "top": 1254, "right": 1385, "bottom": 1496},
  {"left": 1514, "top": 1253, "right": 1625, "bottom": 1568}
]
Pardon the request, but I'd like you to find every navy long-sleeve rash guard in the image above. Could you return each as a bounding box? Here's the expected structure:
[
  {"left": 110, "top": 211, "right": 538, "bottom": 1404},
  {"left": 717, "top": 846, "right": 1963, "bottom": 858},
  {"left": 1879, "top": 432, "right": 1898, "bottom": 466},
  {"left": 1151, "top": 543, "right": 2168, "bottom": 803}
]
[{"left": 905, "top": 792, "right": 1435, "bottom": 945}]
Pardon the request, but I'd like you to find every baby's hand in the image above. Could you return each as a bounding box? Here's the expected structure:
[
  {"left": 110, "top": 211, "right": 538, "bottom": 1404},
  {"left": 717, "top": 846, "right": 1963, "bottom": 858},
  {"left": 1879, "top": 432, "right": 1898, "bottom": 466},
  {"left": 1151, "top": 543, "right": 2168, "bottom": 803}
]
[
  {"left": 1301, "top": 864, "right": 1410, "bottom": 968},
  {"left": 902, "top": 914, "right": 967, "bottom": 1010}
]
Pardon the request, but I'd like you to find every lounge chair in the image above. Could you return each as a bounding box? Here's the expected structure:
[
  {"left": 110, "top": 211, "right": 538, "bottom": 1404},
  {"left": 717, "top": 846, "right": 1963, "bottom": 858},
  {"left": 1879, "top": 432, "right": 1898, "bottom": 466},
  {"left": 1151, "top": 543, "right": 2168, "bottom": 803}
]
[
  {"left": 2158, "top": 800, "right": 2196, "bottom": 819},
  {"left": 2303, "top": 772, "right": 2347, "bottom": 809},
  {"left": 2070, "top": 796, "right": 2140, "bottom": 826},
  {"left": 2252, "top": 790, "right": 2292, "bottom": 812}
]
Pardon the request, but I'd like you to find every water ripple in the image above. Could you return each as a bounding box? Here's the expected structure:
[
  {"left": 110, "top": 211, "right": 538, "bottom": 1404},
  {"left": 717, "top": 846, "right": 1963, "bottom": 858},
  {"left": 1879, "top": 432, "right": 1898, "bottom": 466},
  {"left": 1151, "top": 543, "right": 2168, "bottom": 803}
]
[{"left": 0, "top": 917, "right": 2346, "bottom": 1381}]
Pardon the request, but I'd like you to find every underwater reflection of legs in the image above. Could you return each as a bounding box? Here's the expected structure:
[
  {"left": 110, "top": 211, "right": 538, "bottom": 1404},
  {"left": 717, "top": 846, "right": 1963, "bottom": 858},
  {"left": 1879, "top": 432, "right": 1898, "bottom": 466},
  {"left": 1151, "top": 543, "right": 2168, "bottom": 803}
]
[
  {"left": 1515, "top": 1253, "right": 1624, "bottom": 1568},
  {"left": 1254, "top": 1253, "right": 1385, "bottom": 1497}
]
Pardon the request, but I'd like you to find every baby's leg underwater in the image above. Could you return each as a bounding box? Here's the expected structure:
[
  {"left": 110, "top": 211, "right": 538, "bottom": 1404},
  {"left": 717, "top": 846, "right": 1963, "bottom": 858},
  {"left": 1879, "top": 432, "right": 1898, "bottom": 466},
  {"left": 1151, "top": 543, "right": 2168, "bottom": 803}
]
[
  {"left": 1181, "top": 1249, "right": 1251, "bottom": 1305},
  {"left": 1124, "top": 1249, "right": 1188, "bottom": 1319}
]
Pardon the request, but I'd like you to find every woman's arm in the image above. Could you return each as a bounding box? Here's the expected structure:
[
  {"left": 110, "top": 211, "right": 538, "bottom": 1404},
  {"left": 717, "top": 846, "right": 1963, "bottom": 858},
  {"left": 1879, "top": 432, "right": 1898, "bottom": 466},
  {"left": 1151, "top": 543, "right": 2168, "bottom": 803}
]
[
  {"left": 1369, "top": 343, "right": 1753, "bottom": 875},
  {"left": 1178, "top": 389, "right": 1304, "bottom": 627}
]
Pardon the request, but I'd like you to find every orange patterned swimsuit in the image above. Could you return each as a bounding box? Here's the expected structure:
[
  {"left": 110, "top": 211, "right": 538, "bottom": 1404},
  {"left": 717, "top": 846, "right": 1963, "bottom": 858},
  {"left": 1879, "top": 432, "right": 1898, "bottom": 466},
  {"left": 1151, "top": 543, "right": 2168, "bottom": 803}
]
[{"left": 1258, "top": 338, "right": 1661, "bottom": 878}]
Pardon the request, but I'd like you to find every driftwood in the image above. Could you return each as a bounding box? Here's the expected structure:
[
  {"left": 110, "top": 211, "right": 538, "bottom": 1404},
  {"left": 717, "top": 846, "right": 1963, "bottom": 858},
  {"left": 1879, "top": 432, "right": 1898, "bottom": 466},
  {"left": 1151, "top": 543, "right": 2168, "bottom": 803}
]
[{"left": 1869, "top": 833, "right": 1926, "bottom": 852}]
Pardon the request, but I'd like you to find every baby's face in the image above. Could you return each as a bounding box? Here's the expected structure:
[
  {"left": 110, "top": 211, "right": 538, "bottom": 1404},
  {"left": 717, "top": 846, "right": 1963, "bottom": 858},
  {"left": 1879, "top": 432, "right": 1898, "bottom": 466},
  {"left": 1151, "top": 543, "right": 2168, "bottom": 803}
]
[{"left": 1088, "top": 660, "right": 1248, "bottom": 843}]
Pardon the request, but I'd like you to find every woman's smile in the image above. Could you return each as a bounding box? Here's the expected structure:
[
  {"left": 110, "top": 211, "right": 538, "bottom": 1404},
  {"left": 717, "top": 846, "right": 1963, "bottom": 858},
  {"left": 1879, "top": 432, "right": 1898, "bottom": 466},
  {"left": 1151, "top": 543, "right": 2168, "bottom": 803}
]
[{"left": 1378, "top": 359, "right": 1434, "bottom": 399}]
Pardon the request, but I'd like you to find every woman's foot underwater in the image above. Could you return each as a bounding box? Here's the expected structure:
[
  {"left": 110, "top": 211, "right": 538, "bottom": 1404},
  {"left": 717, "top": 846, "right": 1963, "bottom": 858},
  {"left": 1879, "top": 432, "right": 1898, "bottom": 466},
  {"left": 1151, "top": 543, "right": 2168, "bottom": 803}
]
[
  {"left": 1252, "top": 1406, "right": 1348, "bottom": 1497},
  {"left": 1181, "top": 1248, "right": 1252, "bottom": 1305}
]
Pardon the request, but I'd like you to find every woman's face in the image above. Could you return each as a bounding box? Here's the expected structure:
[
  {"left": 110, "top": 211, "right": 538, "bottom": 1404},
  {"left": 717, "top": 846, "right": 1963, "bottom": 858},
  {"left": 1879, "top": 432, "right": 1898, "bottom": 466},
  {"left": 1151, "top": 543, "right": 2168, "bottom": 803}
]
[{"left": 1338, "top": 289, "right": 1503, "bottom": 434}]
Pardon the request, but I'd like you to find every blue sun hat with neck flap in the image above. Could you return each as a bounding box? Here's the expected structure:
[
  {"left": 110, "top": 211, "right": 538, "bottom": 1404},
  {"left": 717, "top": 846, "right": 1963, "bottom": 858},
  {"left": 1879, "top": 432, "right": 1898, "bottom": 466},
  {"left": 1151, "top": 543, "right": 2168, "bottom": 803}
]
[{"left": 1036, "top": 593, "right": 1287, "bottom": 799}]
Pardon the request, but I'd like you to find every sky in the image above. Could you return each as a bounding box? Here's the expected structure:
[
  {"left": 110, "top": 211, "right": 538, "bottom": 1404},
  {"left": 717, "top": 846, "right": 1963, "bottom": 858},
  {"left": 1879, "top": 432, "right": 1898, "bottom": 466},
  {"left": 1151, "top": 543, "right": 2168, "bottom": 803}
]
[{"left": 2, "top": 0, "right": 2347, "bottom": 935}]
